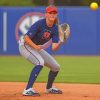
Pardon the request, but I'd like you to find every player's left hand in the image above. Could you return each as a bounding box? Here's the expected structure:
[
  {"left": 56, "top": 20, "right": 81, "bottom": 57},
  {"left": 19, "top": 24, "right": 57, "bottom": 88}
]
[{"left": 59, "top": 23, "right": 70, "bottom": 43}]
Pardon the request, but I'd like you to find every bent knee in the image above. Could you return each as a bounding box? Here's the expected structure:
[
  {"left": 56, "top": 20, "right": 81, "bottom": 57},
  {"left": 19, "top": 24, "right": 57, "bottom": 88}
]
[{"left": 51, "top": 64, "right": 61, "bottom": 72}]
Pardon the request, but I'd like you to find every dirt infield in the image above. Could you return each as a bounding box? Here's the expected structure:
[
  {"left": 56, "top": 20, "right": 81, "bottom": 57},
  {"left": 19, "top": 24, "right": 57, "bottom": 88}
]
[{"left": 0, "top": 82, "right": 100, "bottom": 100}]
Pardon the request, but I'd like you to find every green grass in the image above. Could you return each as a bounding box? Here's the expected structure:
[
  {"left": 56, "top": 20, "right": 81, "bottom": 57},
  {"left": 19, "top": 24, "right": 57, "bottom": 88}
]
[{"left": 0, "top": 56, "right": 100, "bottom": 84}]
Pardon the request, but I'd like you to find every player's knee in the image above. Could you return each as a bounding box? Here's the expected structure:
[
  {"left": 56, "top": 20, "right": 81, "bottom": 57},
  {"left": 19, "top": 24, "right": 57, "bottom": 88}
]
[{"left": 52, "top": 64, "right": 60, "bottom": 72}]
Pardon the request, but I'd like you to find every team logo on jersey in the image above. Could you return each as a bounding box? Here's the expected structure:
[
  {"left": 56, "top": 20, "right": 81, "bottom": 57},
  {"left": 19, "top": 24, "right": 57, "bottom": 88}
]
[
  {"left": 15, "top": 12, "right": 44, "bottom": 42},
  {"left": 42, "top": 32, "right": 50, "bottom": 39}
]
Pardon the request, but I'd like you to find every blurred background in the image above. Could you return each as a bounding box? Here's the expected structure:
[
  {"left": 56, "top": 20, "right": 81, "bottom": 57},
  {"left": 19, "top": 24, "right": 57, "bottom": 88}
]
[
  {"left": 0, "top": 0, "right": 100, "bottom": 6},
  {"left": 0, "top": 0, "right": 100, "bottom": 55},
  {"left": 0, "top": 0, "right": 100, "bottom": 83}
]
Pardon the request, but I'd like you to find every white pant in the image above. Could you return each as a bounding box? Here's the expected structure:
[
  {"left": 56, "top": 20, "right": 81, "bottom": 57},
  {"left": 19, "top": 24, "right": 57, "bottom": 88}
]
[{"left": 19, "top": 43, "right": 60, "bottom": 72}]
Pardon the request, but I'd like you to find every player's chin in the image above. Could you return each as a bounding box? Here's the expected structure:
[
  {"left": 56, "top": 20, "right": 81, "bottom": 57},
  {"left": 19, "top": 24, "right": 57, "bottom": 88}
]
[{"left": 49, "top": 18, "right": 55, "bottom": 22}]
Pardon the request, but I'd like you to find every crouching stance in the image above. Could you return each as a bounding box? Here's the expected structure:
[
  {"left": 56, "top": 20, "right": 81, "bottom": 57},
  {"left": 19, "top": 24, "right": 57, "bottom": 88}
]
[{"left": 18, "top": 5, "right": 69, "bottom": 96}]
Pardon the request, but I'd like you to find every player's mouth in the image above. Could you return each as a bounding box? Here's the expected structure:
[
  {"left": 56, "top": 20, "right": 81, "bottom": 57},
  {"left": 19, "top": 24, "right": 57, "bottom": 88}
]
[{"left": 49, "top": 16, "right": 55, "bottom": 20}]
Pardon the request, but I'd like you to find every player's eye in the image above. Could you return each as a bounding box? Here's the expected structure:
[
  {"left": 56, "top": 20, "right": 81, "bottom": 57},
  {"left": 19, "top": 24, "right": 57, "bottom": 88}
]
[{"left": 49, "top": 12, "right": 57, "bottom": 14}]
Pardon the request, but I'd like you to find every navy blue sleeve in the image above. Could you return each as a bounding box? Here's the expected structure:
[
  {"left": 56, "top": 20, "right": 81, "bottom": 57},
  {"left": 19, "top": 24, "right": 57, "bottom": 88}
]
[
  {"left": 26, "top": 20, "right": 40, "bottom": 38},
  {"left": 52, "top": 26, "right": 59, "bottom": 43}
]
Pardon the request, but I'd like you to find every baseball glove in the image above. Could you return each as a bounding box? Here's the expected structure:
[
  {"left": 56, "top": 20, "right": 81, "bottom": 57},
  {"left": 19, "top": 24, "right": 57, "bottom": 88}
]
[{"left": 59, "top": 23, "right": 70, "bottom": 43}]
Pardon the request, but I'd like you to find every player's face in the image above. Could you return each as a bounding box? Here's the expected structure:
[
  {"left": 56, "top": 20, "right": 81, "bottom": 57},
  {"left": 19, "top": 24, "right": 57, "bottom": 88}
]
[{"left": 46, "top": 12, "right": 57, "bottom": 22}]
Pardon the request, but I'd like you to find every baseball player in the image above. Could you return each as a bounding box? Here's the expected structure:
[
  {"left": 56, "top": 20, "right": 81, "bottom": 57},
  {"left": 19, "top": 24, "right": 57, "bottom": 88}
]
[{"left": 18, "top": 5, "right": 68, "bottom": 96}]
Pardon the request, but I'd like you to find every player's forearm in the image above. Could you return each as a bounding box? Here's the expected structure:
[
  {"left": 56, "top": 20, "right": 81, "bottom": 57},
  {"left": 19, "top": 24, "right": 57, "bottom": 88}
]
[
  {"left": 24, "top": 35, "right": 41, "bottom": 51},
  {"left": 52, "top": 41, "right": 63, "bottom": 51}
]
